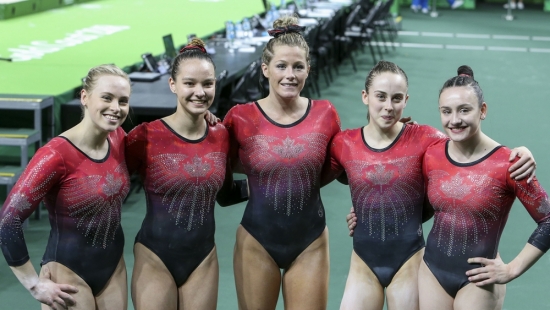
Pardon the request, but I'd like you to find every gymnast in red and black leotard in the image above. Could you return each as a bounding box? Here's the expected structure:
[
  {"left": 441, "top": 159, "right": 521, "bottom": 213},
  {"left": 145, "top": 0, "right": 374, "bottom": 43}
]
[
  {"left": 128, "top": 38, "right": 247, "bottom": 310},
  {"left": 224, "top": 98, "right": 340, "bottom": 268},
  {"left": 126, "top": 120, "right": 236, "bottom": 287},
  {"left": 419, "top": 65, "right": 547, "bottom": 310},
  {"left": 0, "top": 64, "right": 131, "bottom": 309},
  {"left": 223, "top": 15, "right": 341, "bottom": 310},
  {"left": 1, "top": 128, "right": 129, "bottom": 294},
  {"left": 331, "top": 123, "right": 446, "bottom": 288},
  {"left": 423, "top": 142, "right": 550, "bottom": 298}
]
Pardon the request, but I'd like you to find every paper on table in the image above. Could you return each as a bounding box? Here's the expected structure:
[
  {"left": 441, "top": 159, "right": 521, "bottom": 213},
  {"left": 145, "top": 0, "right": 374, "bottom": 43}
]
[
  {"left": 238, "top": 46, "right": 256, "bottom": 53},
  {"left": 299, "top": 18, "right": 319, "bottom": 26},
  {"left": 298, "top": 9, "right": 334, "bottom": 18},
  {"left": 247, "top": 36, "right": 272, "bottom": 43}
]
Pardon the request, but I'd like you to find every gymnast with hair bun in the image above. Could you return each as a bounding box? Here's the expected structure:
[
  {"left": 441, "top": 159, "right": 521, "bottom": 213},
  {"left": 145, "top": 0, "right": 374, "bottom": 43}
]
[
  {"left": 126, "top": 38, "right": 247, "bottom": 310},
  {"left": 419, "top": 65, "right": 550, "bottom": 310},
  {"left": 223, "top": 15, "right": 341, "bottom": 309}
]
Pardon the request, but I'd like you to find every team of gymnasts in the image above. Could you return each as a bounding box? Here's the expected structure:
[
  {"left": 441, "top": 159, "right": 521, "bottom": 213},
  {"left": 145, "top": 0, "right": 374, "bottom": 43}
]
[{"left": 1, "top": 15, "right": 548, "bottom": 310}]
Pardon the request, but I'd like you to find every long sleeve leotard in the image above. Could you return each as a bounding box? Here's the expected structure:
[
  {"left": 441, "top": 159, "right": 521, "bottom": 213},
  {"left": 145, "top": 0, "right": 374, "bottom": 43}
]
[
  {"left": 126, "top": 120, "right": 230, "bottom": 286},
  {"left": 423, "top": 142, "right": 550, "bottom": 297},
  {"left": 223, "top": 99, "right": 341, "bottom": 269},
  {"left": 330, "top": 124, "right": 447, "bottom": 286},
  {"left": 0, "top": 127, "right": 129, "bottom": 295}
]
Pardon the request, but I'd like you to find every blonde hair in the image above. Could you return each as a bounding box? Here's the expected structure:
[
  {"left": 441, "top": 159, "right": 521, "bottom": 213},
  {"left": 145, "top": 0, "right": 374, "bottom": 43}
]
[
  {"left": 82, "top": 64, "right": 130, "bottom": 94},
  {"left": 81, "top": 64, "right": 130, "bottom": 117},
  {"left": 262, "top": 15, "right": 310, "bottom": 66}
]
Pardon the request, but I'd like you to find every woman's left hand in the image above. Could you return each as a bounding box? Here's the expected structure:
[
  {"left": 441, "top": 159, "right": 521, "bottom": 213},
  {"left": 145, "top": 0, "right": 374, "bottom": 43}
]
[
  {"left": 466, "top": 253, "right": 514, "bottom": 286},
  {"left": 399, "top": 116, "right": 418, "bottom": 125},
  {"left": 509, "top": 146, "right": 536, "bottom": 183},
  {"left": 204, "top": 110, "right": 220, "bottom": 126}
]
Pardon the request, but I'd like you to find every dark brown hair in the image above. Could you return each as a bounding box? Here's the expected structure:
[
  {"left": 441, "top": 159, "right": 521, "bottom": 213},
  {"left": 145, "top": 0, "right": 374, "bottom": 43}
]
[
  {"left": 170, "top": 38, "right": 215, "bottom": 80},
  {"left": 439, "top": 65, "right": 484, "bottom": 106}
]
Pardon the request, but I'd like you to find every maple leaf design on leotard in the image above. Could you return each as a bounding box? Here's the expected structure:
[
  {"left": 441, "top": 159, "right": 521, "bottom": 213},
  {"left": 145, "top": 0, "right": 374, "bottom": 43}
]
[
  {"left": 149, "top": 152, "right": 225, "bottom": 230},
  {"left": 347, "top": 156, "right": 423, "bottom": 241},
  {"left": 65, "top": 162, "right": 130, "bottom": 249},
  {"left": 515, "top": 182, "right": 550, "bottom": 216},
  {"left": 428, "top": 171, "right": 501, "bottom": 256},
  {"left": 537, "top": 198, "right": 550, "bottom": 216},
  {"left": 242, "top": 133, "right": 328, "bottom": 216}
]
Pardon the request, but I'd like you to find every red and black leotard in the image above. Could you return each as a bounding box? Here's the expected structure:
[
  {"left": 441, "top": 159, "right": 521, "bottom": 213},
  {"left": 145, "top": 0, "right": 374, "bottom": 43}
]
[
  {"left": 0, "top": 127, "right": 129, "bottom": 296},
  {"left": 223, "top": 99, "right": 341, "bottom": 269},
  {"left": 126, "top": 120, "right": 239, "bottom": 287},
  {"left": 330, "top": 124, "right": 447, "bottom": 286},
  {"left": 423, "top": 141, "right": 550, "bottom": 297}
]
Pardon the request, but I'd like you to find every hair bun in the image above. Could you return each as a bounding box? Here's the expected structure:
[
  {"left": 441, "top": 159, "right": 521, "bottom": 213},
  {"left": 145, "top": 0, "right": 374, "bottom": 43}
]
[
  {"left": 273, "top": 15, "right": 299, "bottom": 29},
  {"left": 179, "top": 38, "right": 207, "bottom": 54},
  {"left": 268, "top": 24, "right": 305, "bottom": 38},
  {"left": 457, "top": 65, "right": 474, "bottom": 79}
]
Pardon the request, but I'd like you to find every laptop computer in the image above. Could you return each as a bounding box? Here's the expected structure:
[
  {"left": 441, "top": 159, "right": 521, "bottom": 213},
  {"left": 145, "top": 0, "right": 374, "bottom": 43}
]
[{"left": 128, "top": 72, "right": 162, "bottom": 82}]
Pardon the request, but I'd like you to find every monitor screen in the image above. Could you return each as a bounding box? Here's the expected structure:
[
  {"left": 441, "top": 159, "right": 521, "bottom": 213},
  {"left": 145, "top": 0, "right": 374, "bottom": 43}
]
[{"left": 163, "top": 34, "right": 177, "bottom": 59}]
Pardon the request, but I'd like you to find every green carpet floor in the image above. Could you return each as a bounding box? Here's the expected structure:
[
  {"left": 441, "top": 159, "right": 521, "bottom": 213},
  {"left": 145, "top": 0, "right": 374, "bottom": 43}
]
[
  {"left": 1, "top": 2, "right": 550, "bottom": 309},
  {"left": 0, "top": 0, "right": 265, "bottom": 95}
]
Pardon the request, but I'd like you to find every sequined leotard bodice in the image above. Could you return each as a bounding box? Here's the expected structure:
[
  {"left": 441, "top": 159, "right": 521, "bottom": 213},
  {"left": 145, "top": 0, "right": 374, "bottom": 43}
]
[
  {"left": 423, "top": 142, "right": 550, "bottom": 297},
  {"left": 0, "top": 127, "right": 129, "bottom": 295},
  {"left": 126, "top": 120, "right": 229, "bottom": 286},
  {"left": 330, "top": 124, "right": 447, "bottom": 286},
  {"left": 223, "top": 100, "right": 341, "bottom": 268}
]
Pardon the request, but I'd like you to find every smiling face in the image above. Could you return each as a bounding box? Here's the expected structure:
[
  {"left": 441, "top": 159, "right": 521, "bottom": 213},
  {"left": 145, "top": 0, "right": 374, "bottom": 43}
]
[
  {"left": 439, "top": 86, "right": 487, "bottom": 142},
  {"left": 81, "top": 74, "right": 130, "bottom": 132},
  {"left": 262, "top": 44, "right": 310, "bottom": 100},
  {"left": 363, "top": 72, "right": 408, "bottom": 130},
  {"left": 169, "top": 58, "right": 215, "bottom": 117}
]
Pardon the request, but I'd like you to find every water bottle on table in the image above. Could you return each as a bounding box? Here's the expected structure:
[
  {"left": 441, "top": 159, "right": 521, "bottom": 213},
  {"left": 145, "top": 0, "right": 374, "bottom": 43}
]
[
  {"left": 226, "top": 21, "right": 236, "bottom": 41},
  {"left": 242, "top": 18, "right": 253, "bottom": 38},
  {"left": 235, "top": 21, "right": 244, "bottom": 39}
]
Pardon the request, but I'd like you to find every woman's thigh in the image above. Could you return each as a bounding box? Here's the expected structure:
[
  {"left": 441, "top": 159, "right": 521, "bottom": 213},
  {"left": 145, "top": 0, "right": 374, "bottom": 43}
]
[
  {"left": 96, "top": 257, "right": 127, "bottom": 310},
  {"left": 178, "top": 246, "right": 219, "bottom": 310},
  {"left": 282, "top": 227, "right": 330, "bottom": 310},
  {"left": 340, "top": 250, "right": 384, "bottom": 310},
  {"left": 131, "top": 243, "right": 178, "bottom": 310},
  {"left": 39, "top": 262, "right": 95, "bottom": 310},
  {"left": 454, "top": 282, "right": 506, "bottom": 310},
  {"left": 386, "top": 248, "right": 424, "bottom": 310},
  {"left": 418, "top": 260, "right": 454, "bottom": 310},
  {"left": 233, "top": 225, "right": 282, "bottom": 310}
]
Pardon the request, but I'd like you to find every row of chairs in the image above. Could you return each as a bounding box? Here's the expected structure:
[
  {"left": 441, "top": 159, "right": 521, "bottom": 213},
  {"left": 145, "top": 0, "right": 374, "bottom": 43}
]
[{"left": 212, "top": 0, "right": 400, "bottom": 117}]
